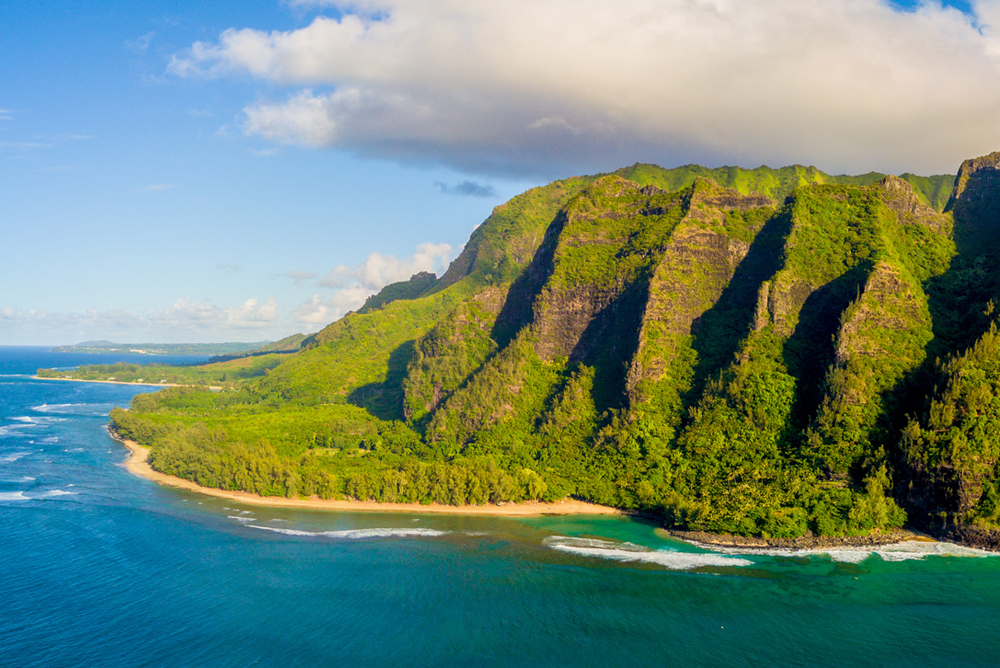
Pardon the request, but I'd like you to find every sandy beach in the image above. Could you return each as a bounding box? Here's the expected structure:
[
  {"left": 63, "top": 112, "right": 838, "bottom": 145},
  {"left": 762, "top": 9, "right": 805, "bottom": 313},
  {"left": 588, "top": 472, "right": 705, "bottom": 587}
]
[
  {"left": 35, "top": 376, "right": 221, "bottom": 390},
  {"left": 113, "top": 434, "right": 622, "bottom": 517}
]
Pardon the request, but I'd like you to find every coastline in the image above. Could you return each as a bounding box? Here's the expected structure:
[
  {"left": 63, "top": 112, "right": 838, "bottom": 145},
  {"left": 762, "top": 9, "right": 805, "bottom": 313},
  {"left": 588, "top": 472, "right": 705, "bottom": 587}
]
[
  {"left": 668, "top": 527, "right": 936, "bottom": 550},
  {"left": 35, "top": 375, "right": 221, "bottom": 390},
  {"left": 112, "top": 433, "right": 622, "bottom": 517}
]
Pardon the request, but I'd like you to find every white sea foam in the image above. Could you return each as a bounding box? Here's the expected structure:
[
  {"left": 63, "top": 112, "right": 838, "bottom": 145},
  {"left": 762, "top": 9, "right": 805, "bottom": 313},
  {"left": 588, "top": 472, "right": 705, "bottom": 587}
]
[
  {"left": 38, "top": 489, "right": 78, "bottom": 498},
  {"left": 0, "top": 452, "right": 31, "bottom": 463},
  {"left": 699, "top": 539, "right": 997, "bottom": 563},
  {"left": 6, "top": 415, "right": 65, "bottom": 427},
  {"left": 543, "top": 536, "right": 754, "bottom": 570},
  {"left": 32, "top": 403, "right": 107, "bottom": 417},
  {"left": 228, "top": 515, "right": 254, "bottom": 523},
  {"left": 32, "top": 403, "right": 71, "bottom": 413},
  {"left": 0, "top": 491, "right": 29, "bottom": 502},
  {"left": 249, "top": 525, "right": 449, "bottom": 540}
]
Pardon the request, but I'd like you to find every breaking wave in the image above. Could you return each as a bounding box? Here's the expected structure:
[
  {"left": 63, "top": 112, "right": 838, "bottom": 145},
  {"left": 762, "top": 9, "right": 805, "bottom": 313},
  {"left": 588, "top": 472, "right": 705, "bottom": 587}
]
[
  {"left": 543, "top": 536, "right": 753, "bottom": 570},
  {"left": 248, "top": 525, "right": 450, "bottom": 540},
  {"left": 0, "top": 489, "right": 76, "bottom": 502},
  {"left": 703, "top": 539, "right": 997, "bottom": 563},
  {"left": 32, "top": 403, "right": 110, "bottom": 417}
]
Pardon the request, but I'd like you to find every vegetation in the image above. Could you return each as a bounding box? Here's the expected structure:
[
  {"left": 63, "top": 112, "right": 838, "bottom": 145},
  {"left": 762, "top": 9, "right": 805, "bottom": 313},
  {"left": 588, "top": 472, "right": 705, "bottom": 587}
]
[{"left": 77, "top": 152, "right": 1000, "bottom": 545}]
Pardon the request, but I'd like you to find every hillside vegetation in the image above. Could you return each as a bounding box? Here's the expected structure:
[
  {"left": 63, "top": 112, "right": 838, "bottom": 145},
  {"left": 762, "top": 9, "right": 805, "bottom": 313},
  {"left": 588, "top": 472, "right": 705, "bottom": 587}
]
[{"left": 102, "top": 157, "right": 1000, "bottom": 545}]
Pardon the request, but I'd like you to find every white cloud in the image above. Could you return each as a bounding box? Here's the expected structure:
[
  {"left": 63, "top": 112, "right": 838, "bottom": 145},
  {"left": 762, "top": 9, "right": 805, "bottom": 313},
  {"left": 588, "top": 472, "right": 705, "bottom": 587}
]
[
  {"left": 0, "top": 297, "right": 283, "bottom": 344},
  {"left": 169, "top": 0, "right": 1000, "bottom": 176},
  {"left": 293, "top": 285, "right": 373, "bottom": 329},
  {"left": 319, "top": 241, "right": 452, "bottom": 290},
  {"left": 284, "top": 270, "right": 318, "bottom": 284},
  {"left": 149, "top": 297, "right": 279, "bottom": 330},
  {"left": 296, "top": 242, "right": 452, "bottom": 328},
  {"left": 125, "top": 31, "right": 156, "bottom": 55}
]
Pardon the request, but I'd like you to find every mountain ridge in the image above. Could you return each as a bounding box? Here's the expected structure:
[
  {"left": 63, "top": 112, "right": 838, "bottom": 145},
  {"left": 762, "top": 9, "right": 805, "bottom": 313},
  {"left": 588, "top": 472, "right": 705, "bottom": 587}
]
[{"left": 101, "top": 156, "right": 1000, "bottom": 547}]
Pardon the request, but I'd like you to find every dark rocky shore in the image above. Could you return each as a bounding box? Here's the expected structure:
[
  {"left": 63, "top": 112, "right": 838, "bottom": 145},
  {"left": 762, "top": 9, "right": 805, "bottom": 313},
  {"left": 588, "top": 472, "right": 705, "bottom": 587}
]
[{"left": 669, "top": 527, "right": 932, "bottom": 550}]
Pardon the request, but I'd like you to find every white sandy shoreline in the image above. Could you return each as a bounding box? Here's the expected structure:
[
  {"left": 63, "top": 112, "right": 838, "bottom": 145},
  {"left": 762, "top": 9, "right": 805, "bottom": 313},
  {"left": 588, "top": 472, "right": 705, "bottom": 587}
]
[{"left": 35, "top": 375, "right": 221, "bottom": 390}]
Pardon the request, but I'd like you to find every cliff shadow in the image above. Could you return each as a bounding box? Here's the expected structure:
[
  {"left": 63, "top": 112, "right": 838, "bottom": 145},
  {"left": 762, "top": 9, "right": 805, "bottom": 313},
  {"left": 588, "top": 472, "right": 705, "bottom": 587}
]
[
  {"left": 781, "top": 263, "right": 871, "bottom": 428},
  {"left": 347, "top": 339, "right": 417, "bottom": 422},
  {"left": 683, "top": 209, "right": 793, "bottom": 406},
  {"left": 570, "top": 277, "right": 651, "bottom": 417},
  {"left": 490, "top": 211, "right": 566, "bottom": 349},
  {"left": 925, "top": 163, "right": 1000, "bottom": 356}
]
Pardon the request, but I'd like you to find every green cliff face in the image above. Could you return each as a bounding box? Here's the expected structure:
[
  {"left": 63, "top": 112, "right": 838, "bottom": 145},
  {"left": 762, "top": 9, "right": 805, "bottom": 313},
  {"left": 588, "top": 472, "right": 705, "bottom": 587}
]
[{"left": 109, "top": 156, "right": 1000, "bottom": 544}]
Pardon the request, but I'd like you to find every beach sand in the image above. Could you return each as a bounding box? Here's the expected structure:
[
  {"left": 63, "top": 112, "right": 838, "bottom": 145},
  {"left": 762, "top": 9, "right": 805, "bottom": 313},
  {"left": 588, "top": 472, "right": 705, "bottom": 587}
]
[
  {"left": 35, "top": 376, "right": 221, "bottom": 390},
  {"left": 114, "top": 435, "right": 622, "bottom": 517}
]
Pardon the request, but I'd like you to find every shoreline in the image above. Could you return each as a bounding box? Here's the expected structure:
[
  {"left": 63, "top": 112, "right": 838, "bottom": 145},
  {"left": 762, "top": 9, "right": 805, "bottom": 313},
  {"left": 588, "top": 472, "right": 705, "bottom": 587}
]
[
  {"left": 107, "top": 434, "right": 981, "bottom": 550},
  {"left": 668, "top": 528, "right": 936, "bottom": 550},
  {"left": 35, "top": 375, "right": 221, "bottom": 390},
  {"left": 112, "top": 433, "right": 623, "bottom": 517}
]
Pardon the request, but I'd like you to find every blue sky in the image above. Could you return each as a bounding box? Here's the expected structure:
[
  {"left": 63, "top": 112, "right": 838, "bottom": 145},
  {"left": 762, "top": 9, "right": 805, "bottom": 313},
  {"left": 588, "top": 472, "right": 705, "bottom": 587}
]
[{"left": 2, "top": 0, "right": 998, "bottom": 344}]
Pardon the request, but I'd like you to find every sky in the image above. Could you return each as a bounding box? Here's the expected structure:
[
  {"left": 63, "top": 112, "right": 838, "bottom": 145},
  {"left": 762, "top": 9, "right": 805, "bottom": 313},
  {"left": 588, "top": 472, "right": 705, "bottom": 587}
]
[{"left": 2, "top": 0, "right": 998, "bottom": 345}]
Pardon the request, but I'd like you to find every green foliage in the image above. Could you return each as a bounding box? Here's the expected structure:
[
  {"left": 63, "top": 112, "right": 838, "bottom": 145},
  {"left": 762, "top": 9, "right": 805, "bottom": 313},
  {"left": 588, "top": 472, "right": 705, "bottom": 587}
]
[
  {"left": 900, "top": 322, "right": 1000, "bottom": 527},
  {"left": 402, "top": 291, "right": 504, "bottom": 425},
  {"left": 357, "top": 272, "right": 438, "bottom": 314},
  {"left": 38, "top": 355, "right": 285, "bottom": 387},
  {"left": 103, "top": 158, "right": 1000, "bottom": 542}
]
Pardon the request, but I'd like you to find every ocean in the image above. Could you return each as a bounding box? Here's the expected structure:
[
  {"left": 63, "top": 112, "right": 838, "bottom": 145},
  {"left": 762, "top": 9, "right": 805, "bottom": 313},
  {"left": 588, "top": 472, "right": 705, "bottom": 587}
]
[{"left": 2, "top": 346, "right": 1000, "bottom": 667}]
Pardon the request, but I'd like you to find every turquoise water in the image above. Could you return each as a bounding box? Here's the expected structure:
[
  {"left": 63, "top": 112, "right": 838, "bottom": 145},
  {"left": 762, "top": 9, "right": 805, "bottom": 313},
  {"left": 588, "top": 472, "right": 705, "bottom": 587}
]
[{"left": 2, "top": 347, "right": 1000, "bottom": 667}]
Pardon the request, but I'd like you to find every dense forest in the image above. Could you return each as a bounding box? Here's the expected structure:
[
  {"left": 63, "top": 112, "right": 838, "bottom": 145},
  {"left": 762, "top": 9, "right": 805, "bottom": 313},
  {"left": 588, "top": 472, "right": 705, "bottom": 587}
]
[{"left": 94, "top": 155, "right": 1000, "bottom": 545}]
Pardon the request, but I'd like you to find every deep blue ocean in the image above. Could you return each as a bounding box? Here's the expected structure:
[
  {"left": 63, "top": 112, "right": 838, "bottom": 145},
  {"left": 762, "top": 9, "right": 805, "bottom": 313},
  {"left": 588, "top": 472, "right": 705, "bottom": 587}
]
[{"left": 2, "top": 346, "right": 1000, "bottom": 667}]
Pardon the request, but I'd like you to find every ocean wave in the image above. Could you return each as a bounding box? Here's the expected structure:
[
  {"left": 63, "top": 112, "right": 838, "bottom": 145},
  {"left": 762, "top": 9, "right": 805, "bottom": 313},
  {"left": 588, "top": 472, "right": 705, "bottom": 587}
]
[
  {"left": 38, "top": 489, "right": 78, "bottom": 498},
  {"left": 543, "top": 536, "right": 754, "bottom": 570},
  {"left": 32, "top": 403, "right": 109, "bottom": 417},
  {"left": 32, "top": 403, "right": 73, "bottom": 413},
  {"left": 248, "top": 525, "right": 450, "bottom": 540},
  {"left": 228, "top": 515, "right": 255, "bottom": 523},
  {"left": 0, "top": 452, "right": 31, "bottom": 463},
  {"left": 6, "top": 416, "right": 66, "bottom": 427},
  {"left": 702, "top": 540, "right": 997, "bottom": 563},
  {"left": 0, "top": 489, "right": 76, "bottom": 502}
]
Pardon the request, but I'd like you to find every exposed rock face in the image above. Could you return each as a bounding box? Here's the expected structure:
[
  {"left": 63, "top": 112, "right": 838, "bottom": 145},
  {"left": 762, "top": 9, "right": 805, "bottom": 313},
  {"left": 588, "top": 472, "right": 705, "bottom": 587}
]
[
  {"left": 625, "top": 184, "right": 769, "bottom": 399},
  {"left": 948, "top": 151, "right": 1000, "bottom": 205},
  {"left": 833, "top": 262, "right": 930, "bottom": 366},
  {"left": 878, "top": 175, "right": 950, "bottom": 232},
  {"left": 531, "top": 177, "right": 677, "bottom": 363},
  {"left": 946, "top": 151, "right": 1000, "bottom": 251}
]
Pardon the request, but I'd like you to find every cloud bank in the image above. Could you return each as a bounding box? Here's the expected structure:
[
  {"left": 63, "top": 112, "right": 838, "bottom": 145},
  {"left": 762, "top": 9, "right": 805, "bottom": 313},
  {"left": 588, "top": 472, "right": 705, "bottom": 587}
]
[
  {"left": 434, "top": 180, "right": 495, "bottom": 197},
  {"left": 2, "top": 242, "right": 455, "bottom": 343},
  {"left": 298, "top": 241, "right": 453, "bottom": 325},
  {"left": 0, "top": 297, "right": 280, "bottom": 345},
  {"left": 170, "top": 0, "right": 1000, "bottom": 176}
]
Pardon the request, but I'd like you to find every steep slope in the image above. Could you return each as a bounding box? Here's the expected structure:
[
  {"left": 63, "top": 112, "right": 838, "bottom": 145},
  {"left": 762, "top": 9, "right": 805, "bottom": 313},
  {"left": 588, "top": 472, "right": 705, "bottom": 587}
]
[{"left": 109, "top": 151, "right": 1000, "bottom": 546}]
